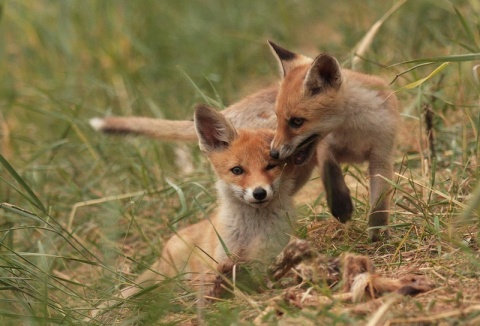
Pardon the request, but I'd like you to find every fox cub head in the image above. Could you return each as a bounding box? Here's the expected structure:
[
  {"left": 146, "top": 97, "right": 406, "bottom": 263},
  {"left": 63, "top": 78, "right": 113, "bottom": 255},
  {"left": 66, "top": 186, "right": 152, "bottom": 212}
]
[
  {"left": 194, "top": 104, "right": 294, "bottom": 208},
  {"left": 268, "top": 41, "right": 345, "bottom": 163}
]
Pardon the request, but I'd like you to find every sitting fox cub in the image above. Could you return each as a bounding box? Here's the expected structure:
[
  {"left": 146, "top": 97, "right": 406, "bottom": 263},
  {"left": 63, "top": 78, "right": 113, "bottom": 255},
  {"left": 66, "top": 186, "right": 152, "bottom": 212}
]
[
  {"left": 91, "top": 42, "right": 399, "bottom": 241},
  {"left": 92, "top": 105, "right": 315, "bottom": 316}
]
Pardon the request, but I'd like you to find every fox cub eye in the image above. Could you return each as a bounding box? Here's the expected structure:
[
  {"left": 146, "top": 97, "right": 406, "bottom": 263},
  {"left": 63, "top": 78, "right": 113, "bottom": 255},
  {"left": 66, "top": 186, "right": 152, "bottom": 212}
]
[
  {"left": 288, "top": 117, "right": 305, "bottom": 128},
  {"left": 266, "top": 163, "right": 278, "bottom": 171},
  {"left": 231, "top": 166, "right": 244, "bottom": 175}
]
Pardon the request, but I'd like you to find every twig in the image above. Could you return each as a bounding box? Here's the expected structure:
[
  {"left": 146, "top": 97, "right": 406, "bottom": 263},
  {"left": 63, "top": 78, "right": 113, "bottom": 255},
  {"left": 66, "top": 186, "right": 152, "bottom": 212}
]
[
  {"left": 366, "top": 295, "right": 400, "bottom": 326},
  {"left": 423, "top": 104, "right": 436, "bottom": 160},
  {"left": 352, "top": 0, "right": 407, "bottom": 69}
]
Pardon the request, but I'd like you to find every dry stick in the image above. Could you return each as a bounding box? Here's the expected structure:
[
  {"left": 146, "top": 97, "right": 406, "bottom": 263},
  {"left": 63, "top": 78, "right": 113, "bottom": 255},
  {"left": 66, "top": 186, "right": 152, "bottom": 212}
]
[
  {"left": 366, "top": 295, "right": 401, "bottom": 326},
  {"left": 67, "top": 188, "right": 161, "bottom": 231},
  {"left": 351, "top": 0, "right": 407, "bottom": 69},
  {"left": 389, "top": 174, "right": 467, "bottom": 209},
  {"left": 423, "top": 74, "right": 444, "bottom": 162},
  {"left": 423, "top": 104, "right": 436, "bottom": 160}
]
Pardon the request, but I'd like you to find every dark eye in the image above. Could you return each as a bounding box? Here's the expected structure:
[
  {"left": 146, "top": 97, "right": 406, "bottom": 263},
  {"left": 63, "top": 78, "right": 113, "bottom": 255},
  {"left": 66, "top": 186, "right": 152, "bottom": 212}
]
[
  {"left": 231, "top": 166, "right": 244, "bottom": 175},
  {"left": 266, "top": 163, "right": 278, "bottom": 171},
  {"left": 288, "top": 117, "right": 305, "bottom": 128}
]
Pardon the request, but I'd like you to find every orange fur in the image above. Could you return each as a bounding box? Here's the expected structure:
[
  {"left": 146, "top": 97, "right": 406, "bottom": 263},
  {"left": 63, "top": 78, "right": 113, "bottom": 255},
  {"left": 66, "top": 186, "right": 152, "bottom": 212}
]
[
  {"left": 90, "top": 105, "right": 315, "bottom": 318},
  {"left": 91, "top": 41, "right": 400, "bottom": 241},
  {"left": 268, "top": 42, "right": 399, "bottom": 241}
]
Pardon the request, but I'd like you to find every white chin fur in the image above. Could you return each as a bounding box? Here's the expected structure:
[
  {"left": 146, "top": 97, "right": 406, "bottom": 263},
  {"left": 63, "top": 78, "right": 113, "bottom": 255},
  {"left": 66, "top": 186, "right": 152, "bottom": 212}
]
[
  {"left": 247, "top": 200, "right": 271, "bottom": 208},
  {"left": 89, "top": 117, "right": 105, "bottom": 130}
]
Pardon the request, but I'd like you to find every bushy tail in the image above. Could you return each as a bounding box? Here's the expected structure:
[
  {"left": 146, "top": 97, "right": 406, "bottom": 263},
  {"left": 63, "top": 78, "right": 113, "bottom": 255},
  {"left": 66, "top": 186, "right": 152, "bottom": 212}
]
[{"left": 90, "top": 116, "right": 198, "bottom": 142}]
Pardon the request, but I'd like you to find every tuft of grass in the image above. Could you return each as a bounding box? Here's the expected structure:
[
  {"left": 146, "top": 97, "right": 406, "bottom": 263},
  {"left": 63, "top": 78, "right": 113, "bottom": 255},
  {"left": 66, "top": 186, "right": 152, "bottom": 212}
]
[{"left": 0, "top": 0, "right": 479, "bottom": 324}]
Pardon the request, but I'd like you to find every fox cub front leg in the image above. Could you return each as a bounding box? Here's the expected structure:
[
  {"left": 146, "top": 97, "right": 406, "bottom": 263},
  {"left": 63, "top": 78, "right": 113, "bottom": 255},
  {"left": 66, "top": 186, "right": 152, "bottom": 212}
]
[
  {"left": 317, "top": 146, "right": 353, "bottom": 223},
  {"left": 322, "top": 153, "right": 393, "bottom": 241},
  {"left": 321, "top": 158, "right": 354, "bottom": 223}
]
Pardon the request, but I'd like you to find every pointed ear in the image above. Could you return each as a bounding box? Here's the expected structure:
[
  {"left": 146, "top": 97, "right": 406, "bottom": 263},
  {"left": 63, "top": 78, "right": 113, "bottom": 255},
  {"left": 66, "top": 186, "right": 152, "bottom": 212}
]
[
  {"left": 304, "top": 53, "right": 342, "bottom": 95},
  {"left": 194, "top": 104, "right": 237, "bottom": 153},
  {"left": 268, "top": 40, "right": 311, "bottom": 77}
]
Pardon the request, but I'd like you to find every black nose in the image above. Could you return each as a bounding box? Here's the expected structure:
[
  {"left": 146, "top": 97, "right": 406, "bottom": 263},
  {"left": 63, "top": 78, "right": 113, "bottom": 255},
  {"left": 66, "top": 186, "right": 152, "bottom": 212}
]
[
  {"left": 270, "top": 149, "right": 279, "bottom": 159},
  {"left": 253, "top": 187, "right": 267, "bottom": 200}
]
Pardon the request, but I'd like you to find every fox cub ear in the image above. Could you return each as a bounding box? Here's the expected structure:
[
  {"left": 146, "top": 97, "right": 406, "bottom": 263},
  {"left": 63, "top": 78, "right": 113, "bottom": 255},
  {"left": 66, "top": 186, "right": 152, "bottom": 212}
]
[
  {"left": 304, "top": 53, "right": 342, "bottom": 95},
  {"left": 268, "top": 40, "right": 312, "bottom": 77},
  {"left": 194, "top": 104, "right": 237, "bottom": 152}
]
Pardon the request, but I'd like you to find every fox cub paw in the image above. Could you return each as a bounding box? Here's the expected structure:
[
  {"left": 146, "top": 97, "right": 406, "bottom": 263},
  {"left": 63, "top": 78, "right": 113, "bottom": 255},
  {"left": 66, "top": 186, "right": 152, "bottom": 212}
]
[{"left": 330, "top": 193, "right": 354, "bottom": 224}]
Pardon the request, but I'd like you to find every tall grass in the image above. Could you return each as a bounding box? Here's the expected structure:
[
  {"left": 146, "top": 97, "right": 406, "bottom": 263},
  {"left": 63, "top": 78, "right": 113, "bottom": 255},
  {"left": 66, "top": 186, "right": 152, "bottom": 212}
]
[{"left": 1, "top": 0, "right": 479, "bottom": 324}]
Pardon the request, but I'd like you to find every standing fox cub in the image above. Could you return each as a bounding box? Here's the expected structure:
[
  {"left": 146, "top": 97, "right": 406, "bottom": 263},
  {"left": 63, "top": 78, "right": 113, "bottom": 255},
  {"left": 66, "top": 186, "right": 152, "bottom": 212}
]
[
  {"left": 92, "top": 105, "right": 315, "bottom": 315},
  {"left": 267, "top": 42, "right": 399, "bottom": 241},
  {"left": 91, "top": 42, "right": 399, "bottom": 241}
]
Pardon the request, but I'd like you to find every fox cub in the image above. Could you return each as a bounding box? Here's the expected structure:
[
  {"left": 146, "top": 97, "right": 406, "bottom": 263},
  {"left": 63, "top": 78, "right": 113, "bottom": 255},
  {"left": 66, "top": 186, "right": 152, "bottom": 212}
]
[
  {"left": 91, "top": 42, "right": 399, "bottom": 241},
  {"left": 95, "top": 105, "right": 315, "bottom": 313},
  {"left": 266, "top": 42, "right": 399, "bottom": 241}
]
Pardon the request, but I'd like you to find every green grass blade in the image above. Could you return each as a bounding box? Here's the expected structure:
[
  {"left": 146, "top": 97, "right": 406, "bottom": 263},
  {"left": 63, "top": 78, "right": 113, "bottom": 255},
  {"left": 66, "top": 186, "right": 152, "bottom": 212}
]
[
  {"left": 396, "top": 62, "right": 450, "bottom": 91},
  {"left": 390, "top": 53, "right": 480, "bottom": 66},
  {"left": 453, "top": 5, "right": 479, "bottom": 51},
  {"left": 0, "top": 153, "right": 47, "bottom": 213},
  {"left": 165, "top": 179, "right": 187, "bottom": 215},
  {"left": 178, "top": 67, "right": 222, "bottom": 108},
  {"left": 0, "top": 202, "right": 46, "bottom": 224}
]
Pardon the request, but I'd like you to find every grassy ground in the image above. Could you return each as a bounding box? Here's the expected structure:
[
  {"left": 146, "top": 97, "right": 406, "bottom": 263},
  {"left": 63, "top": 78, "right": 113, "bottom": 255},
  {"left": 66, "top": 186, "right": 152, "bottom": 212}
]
[{"left": 1, "top": 0, "right": 480, "bottom": 324}]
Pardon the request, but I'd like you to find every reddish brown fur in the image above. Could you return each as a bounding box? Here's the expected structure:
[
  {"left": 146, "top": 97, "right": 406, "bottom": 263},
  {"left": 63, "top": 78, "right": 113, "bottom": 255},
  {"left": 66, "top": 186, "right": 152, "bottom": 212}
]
[
  {"left": 209, "top": 130, "right": 282, "bottom": 190},
  {"left": 269, "top": 43, "right": 399, "bottom": 241},
  {"left": 91, "top": 42, "right": 399, "bottom": 241},
  {"left": 89, "top": 106, "right": 316, "bottom": 319}
]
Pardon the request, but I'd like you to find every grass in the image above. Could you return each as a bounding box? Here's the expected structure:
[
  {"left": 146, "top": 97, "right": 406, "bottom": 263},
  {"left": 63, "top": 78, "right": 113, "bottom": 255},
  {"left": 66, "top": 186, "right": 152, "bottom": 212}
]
[{"left": 1, "top": 0, "right": 480, "bottom": 324}]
